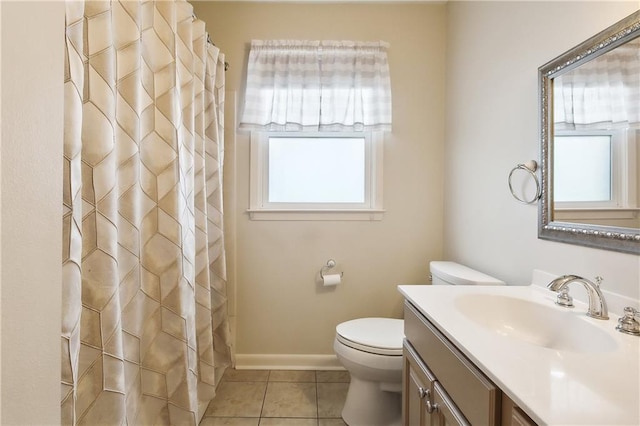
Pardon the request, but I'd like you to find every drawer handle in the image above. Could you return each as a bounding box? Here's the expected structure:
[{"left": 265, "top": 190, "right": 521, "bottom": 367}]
[
  {"left": 418, "top": 387, "right": 430, "bottom": 399},
  {"left": 426, "top": 400, "right": 439, "bottom": 414}
]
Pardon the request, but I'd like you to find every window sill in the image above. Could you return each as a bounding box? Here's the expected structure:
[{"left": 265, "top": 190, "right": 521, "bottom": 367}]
[
  {"left": 554, "top": 208, "right": 639, "bottom": 221},
  {"left": 246, "top": 209, "right": 385, "bottom": 221}
]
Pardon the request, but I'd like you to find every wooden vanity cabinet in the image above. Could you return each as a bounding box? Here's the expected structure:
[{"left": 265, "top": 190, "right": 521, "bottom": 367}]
[{"left": 403, "top": 300, "right": 500, "bottom": 426}]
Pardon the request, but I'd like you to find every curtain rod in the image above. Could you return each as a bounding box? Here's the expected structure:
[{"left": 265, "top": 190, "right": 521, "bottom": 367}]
[
  {"left": 207, "top": 34, "right": 230, "bottom": 72},
  {"left": 193, "top": 14, "right": 229, "bottom": 71}
]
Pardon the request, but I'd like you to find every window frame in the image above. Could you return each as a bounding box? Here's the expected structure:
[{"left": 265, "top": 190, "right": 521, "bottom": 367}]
[
  {"left": 248, "top": 131, "right": 384, "bottom": 221},
  {"left": 553, "top": 128, "right": 637, "bottom": 217}
]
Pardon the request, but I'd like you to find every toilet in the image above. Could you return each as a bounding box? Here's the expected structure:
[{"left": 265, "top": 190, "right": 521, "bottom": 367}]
[{"left": 333, "top": 261, "right": 505, "bottom": 426}]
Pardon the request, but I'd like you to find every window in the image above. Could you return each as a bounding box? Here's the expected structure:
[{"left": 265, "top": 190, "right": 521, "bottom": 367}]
[
  {"left": 240, "top": 40, "right": 391, "bottom": 220},
  {"left": 268, "top": 136, "right": 365, "bottom": 203},
  {"left": 554, "top": 134, "right": 612, "bottom": 203},
  {"left": 554, "top": 129, "right": 637, "bottom": 210},
  {"left": 248, "top": 132, "right": 384, "bottom": 220}
]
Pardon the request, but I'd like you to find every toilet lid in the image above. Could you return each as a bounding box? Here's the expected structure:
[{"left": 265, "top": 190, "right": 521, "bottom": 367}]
[{"left": 336, "top": 318, "right": 404, "bottom": 356}]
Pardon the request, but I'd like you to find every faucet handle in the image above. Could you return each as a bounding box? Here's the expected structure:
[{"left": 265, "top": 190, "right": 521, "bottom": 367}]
[
  {"left": 616, "top": 307, "right": 640, "bottom": 336},
  {"left": 555, "top": 287, "right": 574, "bottom": 308}
]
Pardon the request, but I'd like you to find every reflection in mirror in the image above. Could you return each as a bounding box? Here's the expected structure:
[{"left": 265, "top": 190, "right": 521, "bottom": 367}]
[
  {"left": 539, "top": 10, "right": 640, "bottom": 254},
  {"left": 553, "top": 37, "right": 639, "bottom": 229}
]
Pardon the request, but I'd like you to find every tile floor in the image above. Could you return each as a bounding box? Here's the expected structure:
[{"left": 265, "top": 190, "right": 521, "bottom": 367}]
[{"left": 200, "top": 369, "right": 350, "bottom": 426}]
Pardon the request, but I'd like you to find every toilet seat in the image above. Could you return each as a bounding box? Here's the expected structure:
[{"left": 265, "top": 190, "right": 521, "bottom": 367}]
[{"left": 336, "top": 318, "right": 404, "bottom": 356}]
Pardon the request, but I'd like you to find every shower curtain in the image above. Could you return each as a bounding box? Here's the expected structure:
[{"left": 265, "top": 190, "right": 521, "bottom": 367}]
[{"left": 61, "top": 1, "right": 232, "bottom": 424}]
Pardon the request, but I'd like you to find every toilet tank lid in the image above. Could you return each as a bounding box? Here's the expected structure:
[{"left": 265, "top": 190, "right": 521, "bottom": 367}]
[{"left": 430, "top": 261, "right": 505, "bottom": 286}]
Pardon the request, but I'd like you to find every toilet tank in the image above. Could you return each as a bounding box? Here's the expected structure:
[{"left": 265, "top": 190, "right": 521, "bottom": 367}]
[{"left": 430, "top": 261, "right": 505, "bottom": 286}]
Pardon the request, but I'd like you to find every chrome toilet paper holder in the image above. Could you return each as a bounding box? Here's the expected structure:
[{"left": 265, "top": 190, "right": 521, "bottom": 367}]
[{"left": 320, "top": 259, "right": 344, "bottom": 279}]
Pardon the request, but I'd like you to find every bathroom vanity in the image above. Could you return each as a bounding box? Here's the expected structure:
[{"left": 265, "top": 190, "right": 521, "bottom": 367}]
[
  {"left": 398, "top": 284, "right": 640, "bottom": 426},
  {"left": 403, "top": 300, "right": 533, "bottom": 426}
]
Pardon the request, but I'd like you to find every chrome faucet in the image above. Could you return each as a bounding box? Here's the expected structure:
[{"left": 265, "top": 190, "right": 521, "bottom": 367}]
[{"left": 547, "top": 275, "right": 609, "bottom": 320}]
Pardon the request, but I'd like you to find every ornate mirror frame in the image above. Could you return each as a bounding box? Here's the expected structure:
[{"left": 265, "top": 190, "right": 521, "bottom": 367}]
[{"left": 538, "top": 10, "right": 640, "bottom": 255}]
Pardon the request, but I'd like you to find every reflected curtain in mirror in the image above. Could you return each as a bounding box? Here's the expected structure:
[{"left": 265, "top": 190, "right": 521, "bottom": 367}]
[
  {"left": 62, "top": 1, "right": 232, "bottom": 424},
  {"left": 554, "top": 38, "right": 640, "bottom": 130}
]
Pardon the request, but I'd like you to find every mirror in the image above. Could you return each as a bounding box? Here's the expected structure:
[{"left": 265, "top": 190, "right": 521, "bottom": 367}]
[{"left": 539, "top": 10, "right": 640, "bottom": 255}]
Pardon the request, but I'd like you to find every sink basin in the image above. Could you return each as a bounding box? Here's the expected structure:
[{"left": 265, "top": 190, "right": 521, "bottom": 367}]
[{"left": 454, "top": 294, "right": 618, "bottom": 353}]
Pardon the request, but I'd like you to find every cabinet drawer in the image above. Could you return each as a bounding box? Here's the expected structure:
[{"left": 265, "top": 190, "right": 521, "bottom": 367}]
[
  {"left": 405, "top": 301, "right": 500, "bottom": 426},
  {"left": 433, "top": 381, "right": 471, "bottom": 426}
]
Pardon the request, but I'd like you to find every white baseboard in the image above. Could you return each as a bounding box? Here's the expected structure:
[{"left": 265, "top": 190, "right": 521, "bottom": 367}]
[{"left": 234, "top": 354, "right": 345, "bottom": 371}]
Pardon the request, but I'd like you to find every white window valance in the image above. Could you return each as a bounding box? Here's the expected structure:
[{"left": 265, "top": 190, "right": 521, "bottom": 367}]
[
  {"left": 239, "top": 40, "right": 392, "bottom": 132},
  {"left": 554, "top": 38, "right": 640, "bottom": 130}
]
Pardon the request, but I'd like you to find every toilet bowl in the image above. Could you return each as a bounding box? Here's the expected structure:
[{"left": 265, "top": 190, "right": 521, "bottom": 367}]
[
  {"left": 333, "top": 317, "right": 404, "bottom": 426},
  {"left": 334, "top": 261, "right": 504, "bottom": 426}
]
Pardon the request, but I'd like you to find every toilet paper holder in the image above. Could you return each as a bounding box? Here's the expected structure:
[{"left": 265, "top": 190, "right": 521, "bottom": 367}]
[{"left": 320, "top": 259, "right": 344, "bottom": 279}]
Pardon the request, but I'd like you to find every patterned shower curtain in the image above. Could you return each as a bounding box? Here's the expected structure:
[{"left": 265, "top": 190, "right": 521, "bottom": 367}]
[{"left": 61, "top": 1, "right": 232, "bottom": 424}]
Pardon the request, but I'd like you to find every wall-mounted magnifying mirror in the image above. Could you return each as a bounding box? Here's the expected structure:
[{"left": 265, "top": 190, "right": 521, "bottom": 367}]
[{"left": 539, "top": 10, "right": 640, "bottom": 255}]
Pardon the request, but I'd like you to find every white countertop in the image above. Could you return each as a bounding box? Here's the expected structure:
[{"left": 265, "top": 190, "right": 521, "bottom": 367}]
[{"left": 398, "top": 284, "right": 640, "bottom": 426}]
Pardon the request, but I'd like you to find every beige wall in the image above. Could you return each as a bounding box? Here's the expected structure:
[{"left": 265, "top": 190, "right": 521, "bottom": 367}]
[
  {"left": 1, "top": 1, "right": 64, "bottom": 423},
  {"left": 444, "top": 2, "right": 640, "bottom": 299},
  {"left": 193, "top": 2, "right": 447, "bottom": 359},
  {"left": 2, "top": 1, "right": 639, "bottom": 421}
]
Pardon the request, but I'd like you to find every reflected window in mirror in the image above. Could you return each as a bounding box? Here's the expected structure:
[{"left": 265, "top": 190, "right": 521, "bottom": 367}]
[
  {"left": 554, "top": 130, "right": 637, "bottom": 211},
  {"left": 554, "top": 133, "right": 613, "bottom": 204},
  {"left": 553, "top": 129, "right": 639, "bottom": 228}
]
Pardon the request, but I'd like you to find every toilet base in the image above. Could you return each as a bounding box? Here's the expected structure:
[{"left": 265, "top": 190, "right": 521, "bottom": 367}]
[{"left": 341, "top": 376, "right": 402, "bottom": 426}]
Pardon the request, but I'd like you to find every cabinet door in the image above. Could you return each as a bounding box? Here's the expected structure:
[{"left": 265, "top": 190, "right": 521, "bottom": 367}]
[
  {"left": 511, "top": 407, "right": 536, "bottom": 426},
  {"left": 432, "top": 382, "right": 470, "bottom": 426},
  {"left": 403, "top": 341, "right": 435, "bottom": 426},
  {"left": 405, "top": 362, "right": 428, "bottom": 425},
  {"left": 501, "top": 394, "right": 538, "bottom": 426}
]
